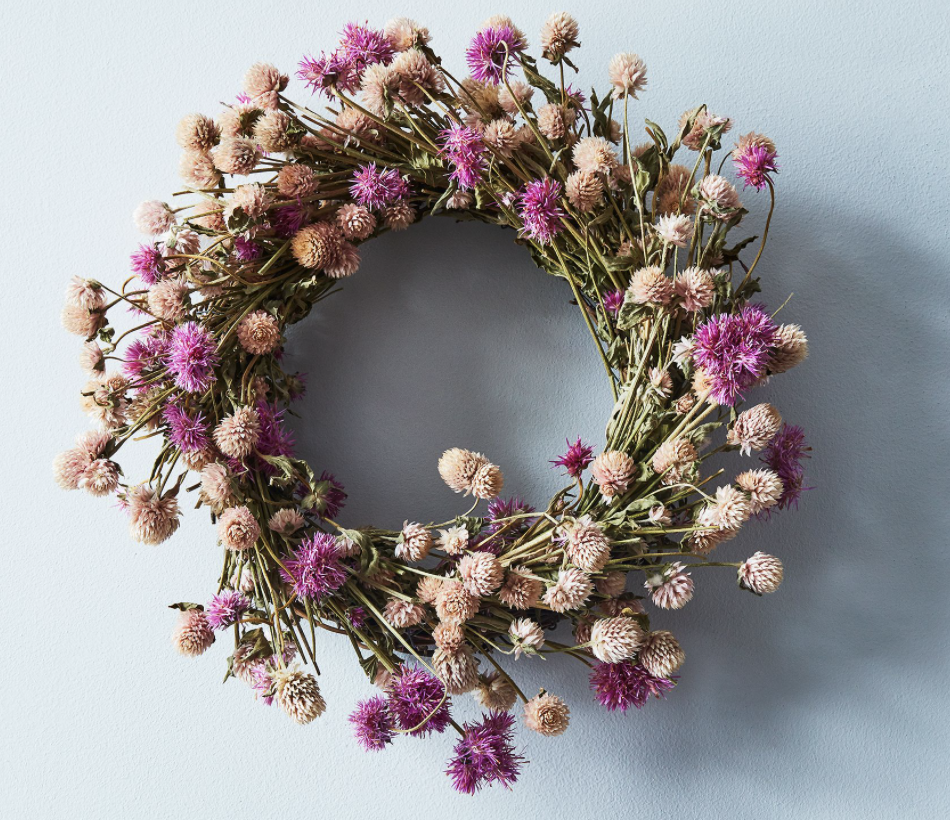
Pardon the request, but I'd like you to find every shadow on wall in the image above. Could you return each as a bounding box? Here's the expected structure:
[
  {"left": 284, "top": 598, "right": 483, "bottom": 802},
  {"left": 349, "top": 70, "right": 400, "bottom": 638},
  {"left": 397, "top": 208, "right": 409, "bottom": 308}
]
[
  {"left": 283, "top": 216, "right": 611, "bottom": 529},
  {"left": 283, "top": 202, "right": 950, "bottom": 797}
]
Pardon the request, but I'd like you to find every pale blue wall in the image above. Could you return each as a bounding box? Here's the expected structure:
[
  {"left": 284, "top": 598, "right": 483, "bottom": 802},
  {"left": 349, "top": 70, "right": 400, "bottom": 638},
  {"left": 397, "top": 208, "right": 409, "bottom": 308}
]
[{"left": 3, "top": 1, "right": 948, "bottom": 817}]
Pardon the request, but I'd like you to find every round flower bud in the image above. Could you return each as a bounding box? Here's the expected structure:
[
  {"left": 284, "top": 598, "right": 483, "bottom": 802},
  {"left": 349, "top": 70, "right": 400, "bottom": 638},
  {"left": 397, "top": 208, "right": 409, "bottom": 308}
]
[
  {"left": 524, "top": 692, "right": 570, "bottom": 736},
  {"left": 590, "top": 615, "right": 646, "bottom": 663},
  {"left": 639, "top": 630, "right": 685, "bottom": 678},
  {"left": 173, "top": 609, "right": 214, "bottom": 656},
  {"left": 217, "top": 506, "right": 260, "bottom": 551},
  {"left": 738, "top": 552, "right": 784, "bottom": 595}
]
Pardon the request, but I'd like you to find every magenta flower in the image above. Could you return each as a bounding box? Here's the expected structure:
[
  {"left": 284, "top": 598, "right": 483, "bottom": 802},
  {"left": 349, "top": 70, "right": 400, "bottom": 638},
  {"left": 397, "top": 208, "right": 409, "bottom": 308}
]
[
  {"left": 349, "top": 696, "right": 395, "bottom": 751},
  {"left": 233, "top": 236, "right": 262, "bottom": 261},
  {"left": 550, "top": 437, "right": 594, "bottom": 478},
  {"left": 303, "top": 471, "right": 347, "bottom": 520},
  {"left": 298, "top": 50, "right": 359, "bottom": 97},
  {"left": 255, "top": 400, "right": 295, "bottom": 459},
  {"left": 206, "top": 590, "right": 250, "bottom": 630},
  {"left": 518, "top": 178, "right": 566, "bottom": 244},
  {"left": 465, "top": 25, "right": 521, "bottom": 85},
  {"left": 280, "top": 532, "right": 347, "bottom": 600},
  {"left": 162, "top": 402, "right": 209, "bottom": 453},
  {"left": 446, "top": 711, "right": 524, "bottom": 794},
  {"left": 164, "top": 322, "right": 219, "bottom": 393},
  {"left": 350, "top": 163, "right": 410, "bottom": 210},
  {"left": 590, "top": 661, "right": 676, "bottom": 712},
  {"left": 272, "top": 204, "right": 310, "bottom": 238},
  {"left": 761, "top": 423, "right": 810, "bottom": 510},
  {"left": 603, "top": 289, "right": 624, "bottom": 316},
  {"left": 339, "top": 22, "right": 395, "bottom": 72},
  {"left": 439, "top": 124, "right": 487, "bottom": 191},
  {"left": 482, "top": 496, "right": 536, "bottom": 551},
  {"left": 734, "top": 143, "right": 779, "bottom": 191},
  {"left": 130, "top": 244, "right": 166, "bottom": 287},
  {"left": 123, "top": 333, "right": 167, "bottom": 381},
  {"left": 386, "top": 666, "right": 452, "bottom": 736},
  {"left": 691, "top": 304, "right": 778, "bottom": 406},
  {"left": 347, "top": 606, "right": 366, "bottom": 629}
]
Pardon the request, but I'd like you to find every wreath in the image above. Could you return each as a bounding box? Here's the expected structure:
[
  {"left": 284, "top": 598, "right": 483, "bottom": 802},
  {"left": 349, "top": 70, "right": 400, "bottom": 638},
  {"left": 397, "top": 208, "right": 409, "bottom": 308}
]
[{"left": 56, "top": 13, "right": 810, "bottom": 794}]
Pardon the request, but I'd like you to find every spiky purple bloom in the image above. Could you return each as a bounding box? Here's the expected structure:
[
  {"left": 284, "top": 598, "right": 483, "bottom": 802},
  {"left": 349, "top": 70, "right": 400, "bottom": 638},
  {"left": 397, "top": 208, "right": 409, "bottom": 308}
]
[
  {"left": 480, "top": 496, "right": 536, "bottom": 552},
  {"left": 465, "top": 25, "right": 521, "bottom": 85},
  {"left": 272, "top": 204, "right": 309, "bottom": 238},
  {"left": 691, "top": 304, "right": 778, "bottom": 406},
  {"left": 347, "top": 606, "right": 367, "bottom": 629},
  {"left": 122, "top": 334, "right": 167, "bottom": 381},
  {"left": 164, "top": 322, "right": 219, "bottom": 393},
  {"left": 255, "top": 400, "right": 295, "bottom": 458},
  {"left": 734, "top": 143, "right": 779, "bottom": 191},
  {"left": 301, "top": 471, "right": 347, "bottom": 519},
  {"left": 386, "top": 666, "right": 452, "bottom": 736},
  {"left": 206, "top": 590, "right": 250, "bottom": 630},
  {"left": 233, "top": 236, "right": 262, "bottom": 261},
  {"left": 603, "top": 288, "right": 625, "bottom": 315},
  {"left": 550, "top": 437, "right": 594, "bottom": 478},
  {"left": 280, "top": 532, "right": 347, "bottom": 600},
  {"left": 518, "top": 178, "right": 566, "bottom": 244},
  {"left": 297, "top": 50, "right": 360, "bottom": 97},
  {"left": 761, "top": 423, "right": 810, "bottom": 510},
  {"left": 339, "top": 22, "right": 395, "bottom": 72},
  {"left": 349, "top": 696, "right": 395, "bottom": 751},
  {"left": 350, "top": 163, "right": 410, "bottom": 210},
  {"left": 162, "top": 402, "right": 209, "bottom": 453},
  {"left": 439, "top": 124, "right": 487, "bottom": 191},
  {"left": 446, "top": 711, "right": 524, "bottom": 795},
  {"left": 130, "top": 243, "right": 166, "bottom": 286},
  {"left": 590, "top": 661, "right": 676, "bottom": 712}
]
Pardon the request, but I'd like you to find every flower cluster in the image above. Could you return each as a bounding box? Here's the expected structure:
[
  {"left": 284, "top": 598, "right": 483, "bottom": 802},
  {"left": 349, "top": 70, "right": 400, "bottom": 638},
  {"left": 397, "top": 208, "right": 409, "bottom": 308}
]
[{"left": 57, "top": 11, "right": 810, "bottom": 795}]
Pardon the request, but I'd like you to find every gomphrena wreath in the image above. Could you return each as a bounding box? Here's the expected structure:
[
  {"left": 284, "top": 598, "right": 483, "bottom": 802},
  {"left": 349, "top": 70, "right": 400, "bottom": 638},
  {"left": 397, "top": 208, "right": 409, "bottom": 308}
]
[{"left": 56, "top": 13, "right": 810, "bottom": 794}]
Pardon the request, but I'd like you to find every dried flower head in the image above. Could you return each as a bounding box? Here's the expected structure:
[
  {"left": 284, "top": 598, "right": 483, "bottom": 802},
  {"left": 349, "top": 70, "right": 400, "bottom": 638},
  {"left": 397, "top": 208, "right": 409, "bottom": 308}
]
[
  {"left": 560, "top": 515, "right": 611, "bottom": 572},
  {"left": 498, "top": 567, "right": 543, "bottom": 610},
  {"left": 397, "top": 521, "right": 433, "bottom": 562},
  {"left": 474, "top": 671, "right": 518, "bottom": 712},
  {"left": 738, "top": 552, "right": 784, "bottom": 594},
  {"left": 128, "top": 484, "right": 180, "bottom": 544},
  {"left": 646, "top": 564, "right": 694, "bottom": 610},
  {"left": 508, "top": 618, "right": 545, "bottom": 657},
  {"left": 213, "top": 406, "right": 261, "bottom": 459},
  {"left": 291, "top": 222, "right": 342, "bottom": 270},
  {"left": 459, "top": 551, "right": 504, "bottom": 596},
  {"left": 435, "top": 580, "right": 481, "bottom": 624},
  {"left": 273, "top": 667, "right": 326, "bottom": 724},
  {"left": 565, "top": 169, "right": 603, "bottom": 212},
  {"left": 438, "top": 447, "right": 489, "bottom": 494},
  {"left": 433, "top": 645, "right": 480, "bottom": 694},
  {"left": 237, "top": 310, "right": 281, "bottom": 356},
  {"left": 769, "top": 323, "right": 809, "bottom": 374},
  {"left": 543, "top": 567, "right": 593, "bottom": 612},
  {"left": 436, "top": 524, "right": 469, "bottom": 556},
  {"left": 173, "top": 609, "right": 214, "bottom": 656},
  {"left": 384, "top": 599, "right": 426, "bottom": 629},
  {"left": 639, "top": 630, "right": 685, "bottom": 678},
  {"left": 217, "top": 506, "right": 260, "bottom": 551},
  {"left": 735, "top": 468, "right": 784, "bottom": 514},
  {"left": 524, "top": 692, "right": 570, "bottom": 736},
  {"left": 627, "top": 266, "right": 674, "bottom": 306},
  {"left": 590, "top": 616, "right": 646, "bottom": 663},
  {"left": 589, "top": 450, "right": 636, "bottom": 499},
  {"left": 608, "top": 52, "right": 647, "bottom": 99},
  {"left": 540, "top": 12, "right": 579, "bottom": 60},
  {"left": 727, "top": 403, "right": 783, "bottom": 455}
]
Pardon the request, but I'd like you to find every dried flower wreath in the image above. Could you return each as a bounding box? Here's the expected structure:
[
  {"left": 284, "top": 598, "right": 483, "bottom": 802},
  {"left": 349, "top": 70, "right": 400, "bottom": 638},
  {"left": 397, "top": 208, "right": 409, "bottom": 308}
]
[{"left": 57, "top": 13, "right": 810, "bottom": 793}]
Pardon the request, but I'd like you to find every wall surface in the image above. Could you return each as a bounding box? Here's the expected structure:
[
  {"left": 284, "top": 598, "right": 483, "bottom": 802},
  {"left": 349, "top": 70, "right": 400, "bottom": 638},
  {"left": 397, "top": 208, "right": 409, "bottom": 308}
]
[{"left": 2, "top": 1, "right": 948, "bottom": 817}]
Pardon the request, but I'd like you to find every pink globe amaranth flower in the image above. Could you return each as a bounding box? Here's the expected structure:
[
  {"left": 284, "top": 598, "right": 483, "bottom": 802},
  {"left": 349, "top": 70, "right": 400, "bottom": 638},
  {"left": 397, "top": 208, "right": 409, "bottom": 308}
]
[
  {"left": 691, "top": 304, "right": 778, "bottom": 405},
  {"left": 603, "top": 288, "right": 625, "bottom": 315},
  {"left": 206, "top": 590, "right": 250, "bottom": 630},
  {"left": 162, "top": 402, "right": 209, "bottom": 453},
  {"left": 350, "top": 163, "right": 410, "bottom": 210},
  {"left": 734, "top": 143, "right": 779, "bottom": 191},
  {"left": 446, "top": 711, "right": 524, "bottom": 795},
  {"left": 466, "top": 25, "right": 522, "bottom": 85},
  {"left": 761, "top": 423, "right": 811, "bottom": 510},
  {"left": 164, "top": 322, "right": 219, "bottom": 393},
  {"left": 550, "top": 437, "right": 594, "bottom": 478},
  {"left": 386, "top": 665, "right": 452, "bottom": 736},
  {"left": 349, "top": 695, "right": 395, "bottom": 751},
  {"left": 590, "top": 661, "right": 676, "bottom": 712},
  {"left": 518, "top": 178, "right": 566, "bottom": 244},
  {"left": 280, "top": 532, "right": 346, "bottom": 600},
  {"left": 439, "top": 124, "right": 487, "bottom": 191},
  {"left": 130, "top": 244, "right": 166, "bottom": 287},
  {"left": 272, "top": 204, "right": 310, "bottom": 238}
]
